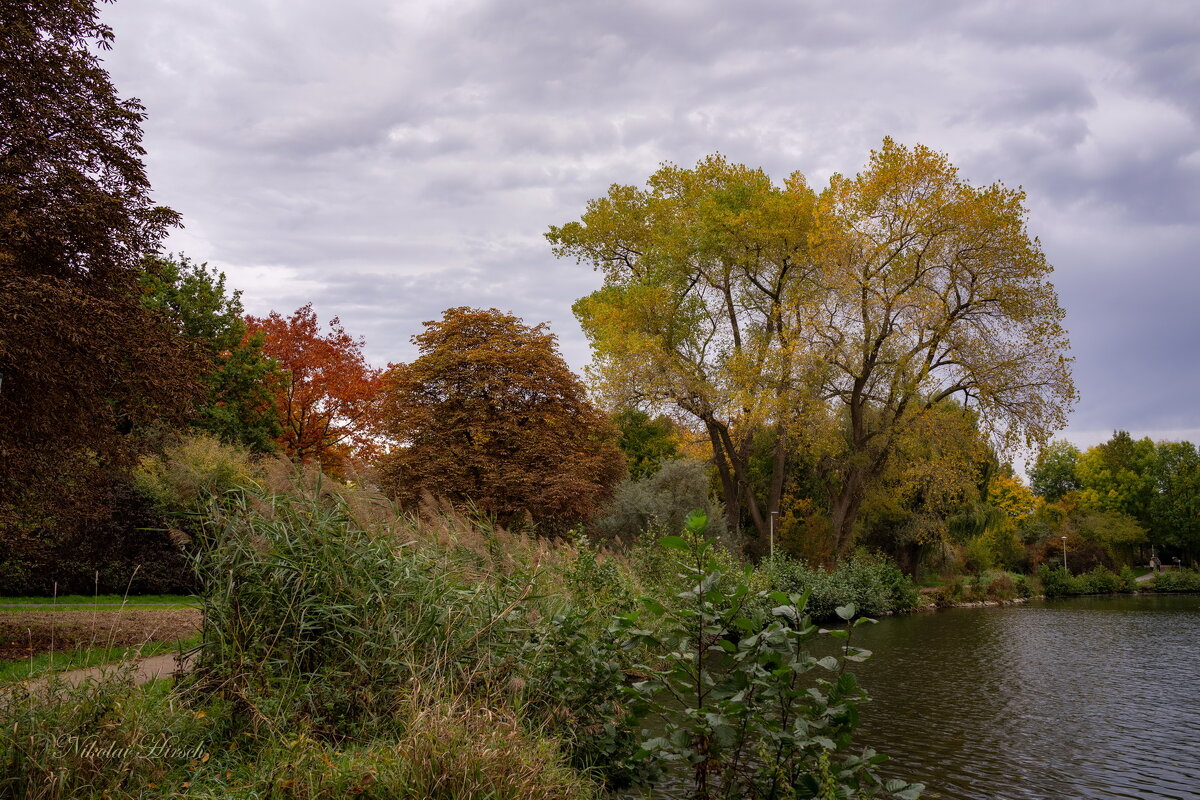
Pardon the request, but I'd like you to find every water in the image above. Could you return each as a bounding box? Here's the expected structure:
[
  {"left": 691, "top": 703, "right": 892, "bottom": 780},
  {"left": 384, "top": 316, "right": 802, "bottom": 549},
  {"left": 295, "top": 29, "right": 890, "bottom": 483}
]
[{"left": 841, "top": 595, "right": 1200, "bottom": 799}]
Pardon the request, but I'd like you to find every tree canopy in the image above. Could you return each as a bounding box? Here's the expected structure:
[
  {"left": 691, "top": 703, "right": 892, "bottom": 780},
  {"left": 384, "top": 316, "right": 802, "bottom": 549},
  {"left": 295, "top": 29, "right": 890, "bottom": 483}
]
[
  {"left": 246, "top": 304, "right": 383, "bottom": 467},
  {"left": 550, "top": 140, "right": 1076, "bottom": 555},
  {"left": 378, "top": 307, "right": 625, "bottom": 530},
  {"left": 140, "top": 254, "right": 281, "bottom": 452},
  {"left": 1, "top": 0, "right": 200, "bottom": 542}
]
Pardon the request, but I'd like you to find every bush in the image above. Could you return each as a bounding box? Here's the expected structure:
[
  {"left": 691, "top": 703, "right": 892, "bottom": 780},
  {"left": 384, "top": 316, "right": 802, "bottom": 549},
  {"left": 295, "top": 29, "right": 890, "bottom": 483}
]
[
  {"left": 761, "top": 550, "right": 917, "bottom": 620},
  {"left": 132, "top": 433, "right": 258, "bottom": 515},
  {"left": 1037, "top": 564, "right": 1074, "bottom": 598},
  {"left": 591, "top": 458, "right": 727, "bottom": 544},
  {"left": 1149, "top": 569, "right": 1200, "bottom": 592}
]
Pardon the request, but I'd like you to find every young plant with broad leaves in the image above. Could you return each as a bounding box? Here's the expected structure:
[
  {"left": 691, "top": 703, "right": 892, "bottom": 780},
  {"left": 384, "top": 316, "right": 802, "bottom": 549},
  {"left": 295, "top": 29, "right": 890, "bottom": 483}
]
[{"left": 617, "top": 510, "right": 923, "bottom": 800}]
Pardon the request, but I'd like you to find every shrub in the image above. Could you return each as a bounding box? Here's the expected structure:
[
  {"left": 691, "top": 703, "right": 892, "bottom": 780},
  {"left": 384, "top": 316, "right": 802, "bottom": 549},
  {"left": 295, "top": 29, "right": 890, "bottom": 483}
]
[
  {"left": 132, "top": 433, "right": 258, "bottom": 515},
  {"left": 1037, "top": 564, "right": 1074, "bottom": 598},
  {"left": 591, "top": 458, "right": 727, "bottom": 544},
  {"left": 1150, "top": 569, "right": 1200, "bottom": 592},
  {"left": 762, "top": 550, "right": 917, "bottom": 620}
]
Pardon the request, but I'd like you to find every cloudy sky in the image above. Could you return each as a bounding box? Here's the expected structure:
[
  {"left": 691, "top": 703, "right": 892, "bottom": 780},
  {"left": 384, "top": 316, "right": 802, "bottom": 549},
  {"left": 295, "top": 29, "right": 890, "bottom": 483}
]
[{"left": 98, "top": 0, "right": 1199, "bottom": 455}]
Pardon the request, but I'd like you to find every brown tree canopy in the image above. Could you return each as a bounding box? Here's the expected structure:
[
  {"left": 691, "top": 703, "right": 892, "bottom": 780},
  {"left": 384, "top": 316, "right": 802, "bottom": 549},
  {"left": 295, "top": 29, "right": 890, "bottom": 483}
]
[
  {"left": 246, "top": 304, "right": 383, "bottom": 468},
  {"left": 378, "top": 307, "right": 625, "bottom": 531},
  {"left": 1, "top": 0, "right": 200, "bottom": 542}
]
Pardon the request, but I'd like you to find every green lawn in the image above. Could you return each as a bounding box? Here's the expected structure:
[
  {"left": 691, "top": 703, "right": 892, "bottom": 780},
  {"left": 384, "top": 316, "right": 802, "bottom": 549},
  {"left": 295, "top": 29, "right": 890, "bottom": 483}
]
[
  {"left": 0, "top": 594, "right": 198, "bottom": 608},
  {"left": 0, "top": 635, "right": 201, "bottom": 682}
]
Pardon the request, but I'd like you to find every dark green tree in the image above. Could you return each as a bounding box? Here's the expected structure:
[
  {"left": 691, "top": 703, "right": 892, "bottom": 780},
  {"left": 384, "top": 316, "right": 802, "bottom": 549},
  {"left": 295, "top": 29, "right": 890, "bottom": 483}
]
[{"left": 140, "top": 254, "right": 281, "bottom": 451}]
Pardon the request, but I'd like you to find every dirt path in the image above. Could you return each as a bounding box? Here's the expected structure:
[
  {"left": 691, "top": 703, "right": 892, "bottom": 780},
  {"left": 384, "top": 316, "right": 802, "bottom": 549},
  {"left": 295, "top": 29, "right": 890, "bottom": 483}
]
[{"left": 52, "top": 651, "right": 196, "bottom": 687}]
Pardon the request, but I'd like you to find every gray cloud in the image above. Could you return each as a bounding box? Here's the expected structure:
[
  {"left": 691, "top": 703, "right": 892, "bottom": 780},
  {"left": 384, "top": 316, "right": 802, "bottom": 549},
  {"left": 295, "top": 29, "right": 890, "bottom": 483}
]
[{"left": 100, "top": 0, "right": 1200, "bottom": 449}]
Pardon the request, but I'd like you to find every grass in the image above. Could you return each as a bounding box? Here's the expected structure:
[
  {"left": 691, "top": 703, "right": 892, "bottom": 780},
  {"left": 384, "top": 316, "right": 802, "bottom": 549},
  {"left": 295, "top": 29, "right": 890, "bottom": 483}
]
[
  {"left": 0, "top": 635, "right": 201, "bottom": 682},
  {"left": 0, "top": 594, "right": 198, "bottom": 607}
]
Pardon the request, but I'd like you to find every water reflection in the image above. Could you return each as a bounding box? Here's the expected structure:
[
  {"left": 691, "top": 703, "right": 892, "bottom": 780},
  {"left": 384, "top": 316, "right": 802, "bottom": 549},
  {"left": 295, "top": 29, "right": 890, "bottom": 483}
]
[{"left": 841, "top": 595, "right": 1200, "bottom": 800}]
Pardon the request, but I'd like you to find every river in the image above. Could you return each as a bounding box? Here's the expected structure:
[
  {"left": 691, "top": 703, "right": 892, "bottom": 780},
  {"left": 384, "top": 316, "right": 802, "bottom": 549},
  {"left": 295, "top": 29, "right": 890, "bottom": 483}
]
[{"left": 842, "top": 594, "right": 1200, "bottom": 799}]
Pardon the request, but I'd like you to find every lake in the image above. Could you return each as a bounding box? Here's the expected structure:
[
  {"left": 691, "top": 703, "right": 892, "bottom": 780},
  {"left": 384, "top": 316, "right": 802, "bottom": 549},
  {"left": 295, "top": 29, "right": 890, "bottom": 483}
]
[{"left": 843, "top": 594, "right": 1200, "bottom": 799}]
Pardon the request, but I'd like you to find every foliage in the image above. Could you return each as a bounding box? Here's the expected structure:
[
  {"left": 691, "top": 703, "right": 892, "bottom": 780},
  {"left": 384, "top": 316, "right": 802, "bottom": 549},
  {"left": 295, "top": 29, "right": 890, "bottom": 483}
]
[
  {"left": 1028, "top": 440, "right": 1081, "bottom": 501},
  {"left": 140, "top": 254, "right": 281, "bottom": 451},
  {"left": 378, "top": 307, "right": 625, "bottom": 531},
  {"left": 551, "top": 141, "right": 1075, "bottom": 557},
  {"left": 246, "top": 303, "right": 383, "bottom": 467},
  {"left": 1036, "top": 564, "right": 1135, "bottom": 597},
  {"left": 1, "top": 0, "right": 201, "bottom": 553},
  {"left": 613, "top": 408, "right": 682, "bottom": 479},
  {"left": 132, "top": 433, "right": 258, "bottom": 515},
  {"left": 1148, "top": 569, "right": 1200, "bottom": 593},
  {"left": 617, "top": 515, "right": 922, "bottom": 800},
  {"left": 592, "top": 457, "right": 728, "bottom": 544},
  {"left": 761, "top": 551, "right": 919, "bottom": 621}
]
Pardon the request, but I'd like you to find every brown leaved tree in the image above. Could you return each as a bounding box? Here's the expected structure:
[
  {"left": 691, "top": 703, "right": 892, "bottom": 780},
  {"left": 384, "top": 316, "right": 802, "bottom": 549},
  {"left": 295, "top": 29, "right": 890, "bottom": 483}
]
[
  {"left": 378, "top": 307, "right": 625, "bottom": 531},
  {"left": 0, "top": 0, "right": 202, "bottom": 590}
]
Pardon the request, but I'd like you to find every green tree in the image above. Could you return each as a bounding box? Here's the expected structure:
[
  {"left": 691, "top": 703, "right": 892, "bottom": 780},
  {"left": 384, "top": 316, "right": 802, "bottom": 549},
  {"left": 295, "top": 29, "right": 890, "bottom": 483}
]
[
  {"left": 550, "top": 140, "right": 1075, "bottom": 556},
  {"left": 378, "top": 307, "right": 626, "bottom": 530},
  {"left": 140, "top": 254, "right": 281, "bottom": 451},
  {"left": 1149, "top": 440, "right": 1200, "bottom": 557},
  {"left": 1028, "top": 439, "right": 1081, "bottom": 501},
  {"left": 1075, "top": 432, "right": 1157, "bottom": 525},
  {"left": 613, "top": 408, "right": 681, "bottom": 479}
]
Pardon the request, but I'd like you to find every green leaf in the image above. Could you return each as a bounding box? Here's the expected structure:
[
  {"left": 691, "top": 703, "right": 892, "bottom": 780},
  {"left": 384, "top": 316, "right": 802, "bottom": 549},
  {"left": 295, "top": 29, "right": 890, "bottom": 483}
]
[
  {"left": 659, "top": 535, "right": 689, "bottom": 551},
  {"left": 684, "top": 508, "right": 709, "bottom": 535},
  {"left": 835, "top": 603, "right": 856, "bottom": 620},
  {"left": 817, "top": 656, "right": 839, "bottom": 671}
]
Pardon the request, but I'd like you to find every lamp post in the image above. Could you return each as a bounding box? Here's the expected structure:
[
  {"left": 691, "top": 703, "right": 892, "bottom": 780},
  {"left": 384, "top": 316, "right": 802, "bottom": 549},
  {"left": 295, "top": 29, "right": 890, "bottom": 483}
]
[{"left": 1061, "top": 536, "right": 1068, "bottom": 571}]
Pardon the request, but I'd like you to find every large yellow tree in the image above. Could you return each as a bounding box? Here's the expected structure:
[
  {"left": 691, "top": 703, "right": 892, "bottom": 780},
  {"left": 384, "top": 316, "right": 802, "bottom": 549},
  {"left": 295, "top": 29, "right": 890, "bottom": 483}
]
[{"left": 549, "top": 140, "right": 1075, "bottom": 556}]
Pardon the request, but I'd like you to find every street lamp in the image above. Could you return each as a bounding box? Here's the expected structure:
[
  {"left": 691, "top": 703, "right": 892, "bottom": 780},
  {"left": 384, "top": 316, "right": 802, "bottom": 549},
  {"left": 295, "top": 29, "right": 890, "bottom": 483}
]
[{"left": 1061, "top": 536, "right": 1068, "bottom": 571}]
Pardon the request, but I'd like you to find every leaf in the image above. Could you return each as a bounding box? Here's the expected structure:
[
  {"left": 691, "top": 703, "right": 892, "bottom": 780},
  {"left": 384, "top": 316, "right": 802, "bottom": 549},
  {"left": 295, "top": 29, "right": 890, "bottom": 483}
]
[
  {"left": 659, "top": 536, "right": 690, "bottom": 552},
  {"left": 817, "top": 656, "right": 839, "bottom": 671},
  {"left": 835, "top": 603, "right": 856, "bottom": 620},
  {"left": 684, "top": 508, "right": 709, "bottom": 535}
]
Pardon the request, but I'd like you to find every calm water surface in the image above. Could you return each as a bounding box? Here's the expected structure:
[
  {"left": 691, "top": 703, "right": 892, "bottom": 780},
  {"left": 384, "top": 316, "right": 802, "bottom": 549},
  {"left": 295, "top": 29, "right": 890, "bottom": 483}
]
[{"left": 843, "top": 594, "right": 1200, "bottom": 799}]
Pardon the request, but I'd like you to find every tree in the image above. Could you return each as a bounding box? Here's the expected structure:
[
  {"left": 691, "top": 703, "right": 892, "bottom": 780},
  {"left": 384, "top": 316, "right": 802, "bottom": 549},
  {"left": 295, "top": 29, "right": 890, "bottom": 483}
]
[
  {"left": 613, "top": 408, "right": 681, "bottom": 480},
  {"left": 1028, "top": 439, "right": 1081, "bottom": 501},
  {"left": 246, "top": 304, "right": 382, "bottom": 467},
  {"left": 550, "top": 140, "right": 1075, "bottom": 556},
  {"left": 378, "top": 307, "right": 625, "bottom": 530},
  {"left": 1, "top": 0, "right": 200, "bottom": 554},
  {"left": 140, "top": 254, "right": 281, "bottom": 451},
  {"left": 549, "top": 154, "right": 820, "bottom": 549},
  {"left": 1074, "top": 431, "right": 1157, "bottom": 524}
]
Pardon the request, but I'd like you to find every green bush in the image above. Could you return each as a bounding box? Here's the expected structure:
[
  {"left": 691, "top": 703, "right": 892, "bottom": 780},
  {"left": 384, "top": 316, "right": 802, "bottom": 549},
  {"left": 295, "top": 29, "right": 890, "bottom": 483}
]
[
  {"left": 1037, "top": 564, "right": 1074, "bottom": 597},
  {"left": 132, "top": 433, "right": 258, "bottom": 515},
  {"left": 1149, "top": 569, "right": 1200, "bottom": 592},
  {"left": 591, "top": 458, "right": 727, "bottom": 544},
  {"left": 761, "top": 550, "right": 918, "bottom": 620}
]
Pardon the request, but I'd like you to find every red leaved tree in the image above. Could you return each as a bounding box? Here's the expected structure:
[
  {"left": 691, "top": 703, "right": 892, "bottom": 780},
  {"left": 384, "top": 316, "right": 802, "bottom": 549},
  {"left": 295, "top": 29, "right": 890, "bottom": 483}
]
[{"left": 246, "top": 304, "right": 383, "bottom": 468}]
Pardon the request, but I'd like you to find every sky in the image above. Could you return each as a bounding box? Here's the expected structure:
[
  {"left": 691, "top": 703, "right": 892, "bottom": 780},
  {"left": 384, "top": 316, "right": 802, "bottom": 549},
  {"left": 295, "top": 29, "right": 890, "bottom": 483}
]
[{"left": 98, "top": 0, "right": 1200, "bottom": 458}]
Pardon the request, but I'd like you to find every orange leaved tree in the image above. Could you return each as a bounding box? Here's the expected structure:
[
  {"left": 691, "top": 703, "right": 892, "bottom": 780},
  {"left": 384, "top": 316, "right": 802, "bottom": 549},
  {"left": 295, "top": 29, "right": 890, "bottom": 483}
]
[
  {"left": 246, "top": 304, "right": 383, "bottom": 468},
  {"left": 378, "top": 307, "right": 625, "bottom": 531}
]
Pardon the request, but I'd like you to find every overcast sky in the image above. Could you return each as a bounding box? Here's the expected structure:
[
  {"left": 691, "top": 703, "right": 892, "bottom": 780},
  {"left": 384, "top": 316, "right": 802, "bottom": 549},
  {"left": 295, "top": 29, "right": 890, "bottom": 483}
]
[{"left": 98, "top": 0, "right": 1200, "bottom": 456}]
